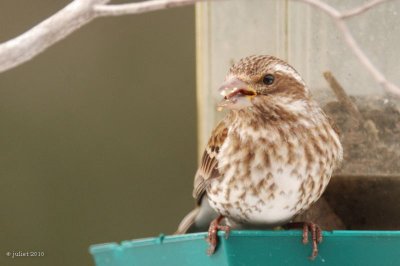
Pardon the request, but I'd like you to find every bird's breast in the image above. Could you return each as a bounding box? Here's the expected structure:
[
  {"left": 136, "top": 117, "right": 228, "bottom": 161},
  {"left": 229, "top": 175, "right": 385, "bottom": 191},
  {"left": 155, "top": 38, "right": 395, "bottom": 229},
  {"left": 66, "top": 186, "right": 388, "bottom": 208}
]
[{"left": 206, "top": 118, "right": 342, "bottom": 225}]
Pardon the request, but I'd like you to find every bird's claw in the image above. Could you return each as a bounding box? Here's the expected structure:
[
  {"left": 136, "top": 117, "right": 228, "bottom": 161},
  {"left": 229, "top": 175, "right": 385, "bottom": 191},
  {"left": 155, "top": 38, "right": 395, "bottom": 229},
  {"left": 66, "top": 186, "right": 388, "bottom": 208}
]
[
  {"left": 301, "top": 222, "right": 322, "bottom": 260},
  {"left": 284, "top": 221, "right": 323, "bottom": 260},
  {"left": 206, "top": 216, "right": 230, "bottom": 255}
]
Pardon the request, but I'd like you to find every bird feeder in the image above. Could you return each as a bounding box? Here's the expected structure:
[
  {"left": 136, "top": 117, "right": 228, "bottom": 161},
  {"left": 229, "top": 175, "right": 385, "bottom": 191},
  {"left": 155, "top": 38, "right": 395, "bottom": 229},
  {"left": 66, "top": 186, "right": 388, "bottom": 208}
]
[
  {"left": 196, "top": 0, "right": 400, "bottom": 231},
  {"left": 90, "top": 231, "right": 400, "bottom": 266},
  {"left": 90, "top": 1, "right": 400, "bottom": 265}
]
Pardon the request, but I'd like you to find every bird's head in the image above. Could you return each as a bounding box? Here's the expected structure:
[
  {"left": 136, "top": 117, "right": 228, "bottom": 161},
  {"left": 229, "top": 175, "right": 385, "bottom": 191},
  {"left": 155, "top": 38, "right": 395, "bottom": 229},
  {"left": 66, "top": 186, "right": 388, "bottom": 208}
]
[{"left": 218, "top": 55, "right": 310, "bottom": 110}]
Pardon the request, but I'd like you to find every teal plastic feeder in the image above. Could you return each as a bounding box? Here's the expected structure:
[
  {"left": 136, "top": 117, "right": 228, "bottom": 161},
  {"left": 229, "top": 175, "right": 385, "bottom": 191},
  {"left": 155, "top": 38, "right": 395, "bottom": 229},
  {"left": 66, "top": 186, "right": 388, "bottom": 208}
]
[{"left": 89, "top": 230, "right": 400, "bottom": 266}]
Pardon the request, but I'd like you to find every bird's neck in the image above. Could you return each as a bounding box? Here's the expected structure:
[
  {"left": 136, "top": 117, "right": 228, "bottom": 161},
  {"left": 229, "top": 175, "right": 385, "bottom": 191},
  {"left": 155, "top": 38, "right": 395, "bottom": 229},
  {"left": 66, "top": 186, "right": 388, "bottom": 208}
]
[{"left": 226, "top": 97, "right": 324, "bottom": 131}]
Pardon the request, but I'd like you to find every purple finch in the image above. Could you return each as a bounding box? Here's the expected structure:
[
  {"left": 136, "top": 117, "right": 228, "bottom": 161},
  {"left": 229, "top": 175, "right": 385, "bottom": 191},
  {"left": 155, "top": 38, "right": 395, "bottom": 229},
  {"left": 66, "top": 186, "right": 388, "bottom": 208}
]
[{"left": 176, "top": 55, "right": 343, "bottom": 259}]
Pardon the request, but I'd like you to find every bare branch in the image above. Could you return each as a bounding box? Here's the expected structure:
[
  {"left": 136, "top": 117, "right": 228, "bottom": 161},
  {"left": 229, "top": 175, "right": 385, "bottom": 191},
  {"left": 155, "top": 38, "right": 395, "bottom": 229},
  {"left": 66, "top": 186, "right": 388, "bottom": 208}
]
[
  {"left": 0, "top": 0, "right": 102, "bottom": 73},
  {"left": 0, "top": 0, "right": 399, "bottom": 98},
  {"left": 0, "top": 0, "right": 206, "bottom": 74},
  {"left": 341, "top": 0, "right": 393, "bottom": 19},
  {"left": 296, "top": 0, "right": 400, "bottom": 97},
  {"left": 94, "top": 0, "right": 207, "bottom": 17}
]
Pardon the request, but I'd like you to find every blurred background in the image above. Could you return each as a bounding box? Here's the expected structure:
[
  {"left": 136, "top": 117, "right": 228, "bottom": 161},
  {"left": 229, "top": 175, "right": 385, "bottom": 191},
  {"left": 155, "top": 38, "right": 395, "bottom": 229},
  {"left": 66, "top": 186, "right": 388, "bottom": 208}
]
[
  {"left": 0, "top": 1, "right": 197, "bottom": 265},
  {"left": 2, "top": 0, "right": 400, "bottom": 265}
]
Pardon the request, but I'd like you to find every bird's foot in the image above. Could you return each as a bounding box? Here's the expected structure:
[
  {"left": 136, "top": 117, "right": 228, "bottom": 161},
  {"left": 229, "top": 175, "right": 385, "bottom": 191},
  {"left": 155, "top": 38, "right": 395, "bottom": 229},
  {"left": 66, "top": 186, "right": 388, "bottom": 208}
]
[
  {"left": 206, "top": 215, "right": 230, "bottom": 255},
  {"left": 284, "top": 221, "right": 322, "bottom": 260},
  {"left": 302, "top": 222, "right": 322, "bottom": 260}
]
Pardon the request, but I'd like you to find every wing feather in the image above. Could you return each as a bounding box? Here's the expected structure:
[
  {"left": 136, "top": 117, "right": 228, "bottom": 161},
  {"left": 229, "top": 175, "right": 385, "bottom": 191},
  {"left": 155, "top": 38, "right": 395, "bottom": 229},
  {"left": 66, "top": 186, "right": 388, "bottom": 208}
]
[{"left": 192, "top": 121, "right": 228, "bottom": 203}]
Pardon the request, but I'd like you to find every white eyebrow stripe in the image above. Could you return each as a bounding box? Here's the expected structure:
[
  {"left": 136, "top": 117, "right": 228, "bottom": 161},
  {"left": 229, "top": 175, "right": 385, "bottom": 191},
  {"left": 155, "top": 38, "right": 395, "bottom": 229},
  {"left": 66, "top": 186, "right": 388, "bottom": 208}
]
[{"left": 272, "top": 64, "right": 305, "bottom": 85}]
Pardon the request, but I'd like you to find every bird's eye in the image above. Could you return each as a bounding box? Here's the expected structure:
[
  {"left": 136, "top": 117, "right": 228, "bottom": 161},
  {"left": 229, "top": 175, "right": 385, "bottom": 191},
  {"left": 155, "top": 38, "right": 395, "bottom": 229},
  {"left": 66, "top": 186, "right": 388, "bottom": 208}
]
[{"left": 262, "top": 74, "right": 275, "bottom": 85}]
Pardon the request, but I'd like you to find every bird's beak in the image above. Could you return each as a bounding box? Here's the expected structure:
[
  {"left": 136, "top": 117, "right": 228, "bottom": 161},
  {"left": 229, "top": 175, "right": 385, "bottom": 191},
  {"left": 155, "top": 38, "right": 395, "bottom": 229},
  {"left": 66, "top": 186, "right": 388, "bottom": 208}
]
[{"left": 217, "top": 77, "right": 257, "bottom": 110}]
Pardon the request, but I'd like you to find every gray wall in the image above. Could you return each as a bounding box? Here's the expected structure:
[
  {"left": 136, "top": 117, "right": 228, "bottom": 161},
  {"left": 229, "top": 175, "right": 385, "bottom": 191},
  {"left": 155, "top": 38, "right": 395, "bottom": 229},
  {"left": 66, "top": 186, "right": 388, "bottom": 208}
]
[{"left": 0, "top": 1, "right": 197, "bottom": 265}]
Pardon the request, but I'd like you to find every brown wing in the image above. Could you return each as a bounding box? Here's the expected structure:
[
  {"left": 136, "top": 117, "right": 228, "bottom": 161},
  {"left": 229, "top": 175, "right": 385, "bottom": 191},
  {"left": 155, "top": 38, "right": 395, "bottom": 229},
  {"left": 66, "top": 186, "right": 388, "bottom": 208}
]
[
  {"left": 322, "top": 109, "right": 341, "bottom": 136},
  {"left": 192, "top": 121, "right": 228, "bottom": 204},
  {"left": 328, "top": 115, "right": 340, "bottom": 136}
]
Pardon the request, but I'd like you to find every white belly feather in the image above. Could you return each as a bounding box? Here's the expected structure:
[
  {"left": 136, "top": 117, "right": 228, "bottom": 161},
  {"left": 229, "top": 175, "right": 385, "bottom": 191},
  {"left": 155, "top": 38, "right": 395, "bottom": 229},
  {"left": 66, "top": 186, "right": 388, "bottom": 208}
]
[{"left": 206, "top": 120, "right": 341, "bottom": 226}]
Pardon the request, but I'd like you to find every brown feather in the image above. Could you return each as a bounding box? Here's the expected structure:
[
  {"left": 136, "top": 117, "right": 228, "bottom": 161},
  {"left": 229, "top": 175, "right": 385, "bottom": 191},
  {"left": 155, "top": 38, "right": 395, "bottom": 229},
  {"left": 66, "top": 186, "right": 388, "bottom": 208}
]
[{"left": 192, "top": 121, "right": 228, "bottom": 203}]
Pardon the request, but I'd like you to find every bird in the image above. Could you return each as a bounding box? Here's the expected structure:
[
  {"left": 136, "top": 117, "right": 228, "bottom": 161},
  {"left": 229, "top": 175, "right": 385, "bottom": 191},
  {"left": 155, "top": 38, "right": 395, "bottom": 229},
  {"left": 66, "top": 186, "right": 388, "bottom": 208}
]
[{"left": 176, "top": 55, "right": 343, "bottom": 259}]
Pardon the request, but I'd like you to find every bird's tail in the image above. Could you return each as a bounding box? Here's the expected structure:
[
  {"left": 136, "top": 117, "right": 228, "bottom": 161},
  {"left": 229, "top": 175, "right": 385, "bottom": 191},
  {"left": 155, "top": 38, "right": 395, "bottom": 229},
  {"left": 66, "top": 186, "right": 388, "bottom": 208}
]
[{"left": 175, "top": 207, "right": 200, "bottom": 235}]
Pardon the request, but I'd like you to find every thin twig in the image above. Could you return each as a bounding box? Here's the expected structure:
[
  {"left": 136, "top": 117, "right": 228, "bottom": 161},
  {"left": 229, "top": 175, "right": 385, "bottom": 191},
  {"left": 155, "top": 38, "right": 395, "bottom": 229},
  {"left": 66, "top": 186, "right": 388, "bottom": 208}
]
[
  {"left": 296, "top": 0, "right": 400, "bottom": 97},
  {"left": 94, "top": 0, "right": 207, "bottom": 17},
  {"left": 341, "top": 0, "right": 393, "bottom": 19},
  {"left": 323, "top": 71, "right": 363, "bottom": 125}
]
